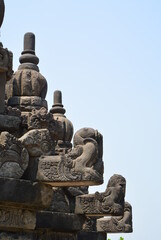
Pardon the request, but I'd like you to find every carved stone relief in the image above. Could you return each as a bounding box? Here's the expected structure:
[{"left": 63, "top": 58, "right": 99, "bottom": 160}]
[
  {"left": 35, "top": 128, "right": 103, "bottom": 186},
  {"left": 19, "top": 129, "right": 55, "bottom": 157},
  {"left": 0, "top": 207, "right": 36, "bottom": 230},
  {"left": 75, "top": 175, "right": 126, "bottom": 216},
  {"left": 97, "top": 202, "right": 133, "bottom": 233},
  {"left": 0, "top": 132, "right": 29, "bottom": 178}
]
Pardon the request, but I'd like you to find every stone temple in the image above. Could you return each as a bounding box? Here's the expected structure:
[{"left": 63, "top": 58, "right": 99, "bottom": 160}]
[{"left": 0, "top": 1, "right": 133, "bottom": 239}]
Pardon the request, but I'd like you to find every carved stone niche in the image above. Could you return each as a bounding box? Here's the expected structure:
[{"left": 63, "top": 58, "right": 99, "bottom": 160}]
[
  {"left": 97, "top": 202, "right": 133, "bottom": 233},
  {"left": 34, "top": 128, "right": 103, "bottom": 187},
  {"left": 0, "top": 131, "right": 29, "bottom": 178},
  {"left": 75, "top": 174, "right": 126, "bottom": 216}
]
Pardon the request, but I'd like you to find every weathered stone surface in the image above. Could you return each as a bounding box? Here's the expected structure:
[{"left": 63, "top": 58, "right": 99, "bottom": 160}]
[
  {"left": 38, "top": 232, "right": 77, "bottom": 240},
  {"left": 0, "top": 43, "right": 13, "bottom": 113},
  {"left": 77, "top": 232, "right": 106, "bottom": 240},
  {"left": 6, "top": 33, "right": 47, "bottom": 113},
  {"left": 36, "top": 154, "right": 103, "bottom": 187},
  {"left": 0, "top": 114, "right": 21, "bottom": 131},
  {"left": 97, "top": 202, "right": 133, "bottom": 233},
  {"left": 19, "top": 129, "right": 55, "bottom": 157},
  {"left": 7, "top": 96, "right": 47, "bottom": 111},
  {"left": 75, "top": 175, "right": 126, "bottom": 216},
  {"left": 0, "top": 207, "right": 36, "bottom": 230},
  {"left": 28, "top": 107, "right": 53, "bottom": 130},
  {"left": 36, "top": 211, "right": 85, "bottom": 232},
  {"left": 0, "top": 178, "right": 53, "bottom": 209},
  {"left": 82, "top": 216, "right": 99, "bottom": 232},
  {"left": 0, "top": 231, "right": 77, "bottom": 240},
  {"left": 0, "top": 132, "right": 29, "bottom": 178},
  {"left": 0, "top": 232, "right": 34, "bottom": 240},
  {"left": 50, "top": 90, "right": 73, "bottom": 154},
  {"left": 34, "top": 128, "right": 103, "bottom": 186},
  {"left": 48, "top": 187, "right": 71, "bottom": 213}
]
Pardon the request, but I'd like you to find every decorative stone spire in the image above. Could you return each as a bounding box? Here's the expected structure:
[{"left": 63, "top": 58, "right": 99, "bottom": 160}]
[
  {"left": 50, "top": 90, "right": 65, "bottom": 115},
  {"left": 19, "top": 32, "right": 39, "bottom": 71},
  {"left": 6, "top": 32, "right": 48, "bottom": 112},
  {"left": 50, "top": 90, "right": 73, "bottom": 153}
]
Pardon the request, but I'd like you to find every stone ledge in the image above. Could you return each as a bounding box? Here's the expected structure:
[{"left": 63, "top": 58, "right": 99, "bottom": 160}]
[
  {"left": 77, "top": 232, "right": 106, "bottom": 240},
  {"left": 36, "top": 211, "right": 85, "bottom": 232},
  {"left": 0, "top": 178, "right": 53, "bottom": 210}
]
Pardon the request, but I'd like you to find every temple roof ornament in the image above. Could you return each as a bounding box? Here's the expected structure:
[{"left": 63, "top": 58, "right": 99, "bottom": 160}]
[{"left": 6, "top": 32, "right": 48, "bottom": 113}]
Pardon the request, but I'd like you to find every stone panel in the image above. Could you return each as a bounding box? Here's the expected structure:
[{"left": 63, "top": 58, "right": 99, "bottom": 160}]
[{"left": 0, "top": 207, "right": 36, "bottom": 230}]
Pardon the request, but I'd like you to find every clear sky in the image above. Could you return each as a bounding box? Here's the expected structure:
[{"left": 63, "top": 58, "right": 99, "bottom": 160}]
[{"left": 2, "top": 1, "right": 161, "bottom": 239}]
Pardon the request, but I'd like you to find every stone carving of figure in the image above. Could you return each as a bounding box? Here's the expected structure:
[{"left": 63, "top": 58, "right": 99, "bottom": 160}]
[
  {"left": 97, "top": 202, "right": 133, "bottom": 233},
  {"left": 65, "top": 128, "right": 103, "bottom": 180},
  {"left": 95, "top": 174, "right": 126, "bottom": 214}
]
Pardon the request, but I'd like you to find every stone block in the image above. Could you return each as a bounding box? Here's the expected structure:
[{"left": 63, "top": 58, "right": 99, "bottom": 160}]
[
  {"left": 35, "top": 155, "right": 103, "bottom": 187},
  {"left": 0, "top": 232, "right": 35, "bottom": 240},
  {"left": 0, "top": 178, "right": 53, "bottom": 209},
  {"left": 0, "top": 115, "right": 21, "bottom": 131},
  {"left": 0, "top": 132, "right": 29, "bottom": 178},
  {"left": 75, "top": 175, "right": 126, "bottom": 216},
  {"left": 96, "top": 202, "right": 133, "bottom": 233},
  {"left": 77, "top": 232, "right": 106, "bottom": 240},
  {"left": 36, "top": 211, "right": 85, "bottom": 232},
  {"left": 0, "top": 207, "right": 36, "bottom": 231}
]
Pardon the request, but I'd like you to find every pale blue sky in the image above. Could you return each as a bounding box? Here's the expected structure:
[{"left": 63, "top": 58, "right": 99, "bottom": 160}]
[{"left": 2, "top": 1, "right": 161, "bottom": 239}]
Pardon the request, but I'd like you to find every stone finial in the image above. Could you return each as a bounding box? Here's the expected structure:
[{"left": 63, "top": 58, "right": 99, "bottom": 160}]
[
  {"left": 49, "top": 90, "right": 73, "bottom": 153},
  {"left": 50, "top": 90, "right": 65, "bottom": 115},
  {"left": 6, "top": 32, "right": 48, "bottom": 112},
  {"left": 19, "top": 32, "right": 39, "bottom": 70},
  {"left": 0, "top": 0, "right": 5, "bottom": 28}
]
